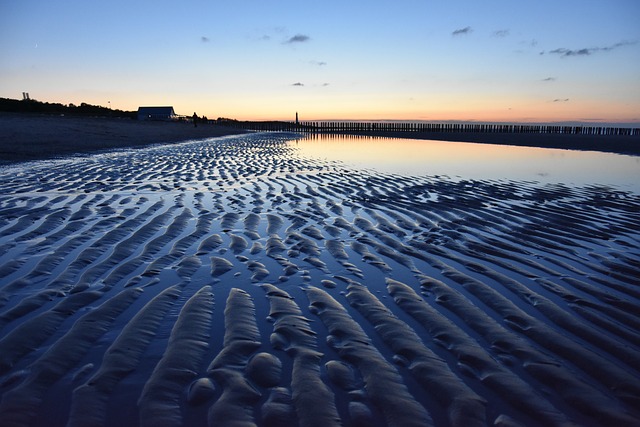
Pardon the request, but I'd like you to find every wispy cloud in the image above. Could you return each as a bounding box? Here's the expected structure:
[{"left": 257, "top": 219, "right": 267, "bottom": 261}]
[
  {"left": 452, "top": 26, "right": 472, "bottom": 36},
  {"left": 548, "top": 40, "right": 636, "bottom": 57},
  {"left": 291, "top": 81, "right": 329, "bottom": 88},
  {"left": 285, "top": 34, "right": 311, "bottom": 44},
  {"left": 549, "top": 48, "right": 591, "bottom": 57},
  {"left": 201, "top": 36, "right": 210, "bottom": 43},
  {"left": 493, "top": 29, "right": 509, "bottom": 38}
]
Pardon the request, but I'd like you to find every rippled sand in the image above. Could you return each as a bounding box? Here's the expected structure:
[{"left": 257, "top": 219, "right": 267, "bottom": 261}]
[{"left": 0, "top": 133, "right": 639, "bottom": 427}]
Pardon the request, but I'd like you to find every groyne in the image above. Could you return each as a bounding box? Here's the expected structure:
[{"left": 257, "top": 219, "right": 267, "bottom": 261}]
[{"left": 216, "top": 120, "right": 640, "bottom": 136}]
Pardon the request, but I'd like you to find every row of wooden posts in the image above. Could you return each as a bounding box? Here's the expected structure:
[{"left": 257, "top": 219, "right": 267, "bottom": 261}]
[{"left": 216, "top": 120, "right": 640, "bottom": 136}]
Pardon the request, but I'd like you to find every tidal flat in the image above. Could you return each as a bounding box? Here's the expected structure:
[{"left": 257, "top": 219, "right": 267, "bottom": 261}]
[{"left": 0, "top": 132, "right": 638, "bottom": 427}]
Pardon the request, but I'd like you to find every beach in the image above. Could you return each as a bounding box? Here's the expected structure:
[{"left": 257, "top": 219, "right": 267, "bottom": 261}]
[
  {"left": 0, "top": 128, "right": 639, "bottom": 426},
  {"left": 0, "top": 113, "right": 248, "bottom": 163},
  {"left": 2, "top": 114, "right": 639, "bottom": 165}
]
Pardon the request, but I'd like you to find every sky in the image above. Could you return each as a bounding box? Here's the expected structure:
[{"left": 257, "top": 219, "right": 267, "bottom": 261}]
[{"left": 1, "top": 0, "right": 639, "bottom": 124}]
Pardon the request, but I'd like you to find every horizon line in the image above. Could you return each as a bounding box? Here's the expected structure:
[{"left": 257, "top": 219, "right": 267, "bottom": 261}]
[{"left": 227, "top": 117, "right": 640, "bottom": 127}]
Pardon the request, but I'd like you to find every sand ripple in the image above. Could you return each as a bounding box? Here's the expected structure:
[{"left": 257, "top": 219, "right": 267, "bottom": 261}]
[{"left": 0, "top": 133, "right": 638, "bottom": 426}]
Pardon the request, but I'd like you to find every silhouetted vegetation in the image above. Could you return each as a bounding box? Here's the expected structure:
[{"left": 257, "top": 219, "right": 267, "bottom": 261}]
[{"left": 0, "top": 97, "right": 136, "bottom": 119}]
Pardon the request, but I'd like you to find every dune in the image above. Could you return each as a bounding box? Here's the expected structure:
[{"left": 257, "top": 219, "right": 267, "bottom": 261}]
[{"left": 0, "top": 131, "right": 638, "bottom": 426}]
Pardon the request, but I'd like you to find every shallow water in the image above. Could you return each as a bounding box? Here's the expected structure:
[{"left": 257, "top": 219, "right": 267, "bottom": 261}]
[
  {"left": 0, "top": 132, "right": 639, "bottom": 427},
  {"left": 293, "top": 133, "right": 640, "bottom": 191}
]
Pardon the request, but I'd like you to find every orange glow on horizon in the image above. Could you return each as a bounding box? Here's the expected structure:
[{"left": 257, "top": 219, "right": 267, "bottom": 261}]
[
  {"left": 28, "top": 92, "right": 640, "bottom": 126},
  {"left": 204, "top": 94, "right": 640, "bottom": 124}
]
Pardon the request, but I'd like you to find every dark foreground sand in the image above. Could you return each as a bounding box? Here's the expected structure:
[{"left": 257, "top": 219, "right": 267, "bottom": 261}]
[
  {"left": 0, "top": 132, "right": 638, "bottom": 427},
  {"left": 0, "top": 113, "right": 248, "bottom": 163}
]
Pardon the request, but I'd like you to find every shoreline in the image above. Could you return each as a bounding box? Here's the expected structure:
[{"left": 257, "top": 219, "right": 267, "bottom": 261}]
[
  {"left": 0, "top": 132, "right": 638, "bottom": 425},
  {"left": 0, "top": 113, "right": 248, "bottom": 164},
  {"left": 1, "top": 113, "right": 639, "bottom": 165},
  {"left": 326, "top": 129, "right": 640, "bottom": 156}
]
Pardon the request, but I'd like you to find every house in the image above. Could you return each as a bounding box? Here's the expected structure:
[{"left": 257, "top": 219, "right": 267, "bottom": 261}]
[{"left": 137, "top": 106, "right": 176, "bottom": 121}]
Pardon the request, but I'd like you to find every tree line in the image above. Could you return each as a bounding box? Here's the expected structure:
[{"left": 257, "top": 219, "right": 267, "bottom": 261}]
[{"left": 0, "top": 97, "right": 136, "bottom": 119}]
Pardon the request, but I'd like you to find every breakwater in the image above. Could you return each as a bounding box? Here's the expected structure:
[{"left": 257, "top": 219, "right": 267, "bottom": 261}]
[{"left": 216, "top": 119, "right": 640, "bottom": 136}]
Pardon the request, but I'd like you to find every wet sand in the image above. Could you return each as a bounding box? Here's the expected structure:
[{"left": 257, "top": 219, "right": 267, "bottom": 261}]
[
  {"left": 1, "top": 114, "right": 639, "bottom": 166},
  {"left": 0, "top": 132, "right": 639, "bottom": 426},
  {"left": 0, "top": 113, "right": 248, "bottom": 163}
]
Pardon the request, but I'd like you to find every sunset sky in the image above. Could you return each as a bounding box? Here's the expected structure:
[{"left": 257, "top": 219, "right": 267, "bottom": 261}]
[{"left": 1, "top": 0, "right": 639, "bottom": 124}]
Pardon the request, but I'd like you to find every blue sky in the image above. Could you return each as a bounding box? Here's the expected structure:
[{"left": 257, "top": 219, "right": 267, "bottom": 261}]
[{"left": 1, "top": 0, "right": 639, "bottom": 123}]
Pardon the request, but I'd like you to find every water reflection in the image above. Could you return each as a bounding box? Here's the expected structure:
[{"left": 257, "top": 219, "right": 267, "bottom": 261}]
[{"left": 292, "top": 134, "right": 640, "bottom": 192}]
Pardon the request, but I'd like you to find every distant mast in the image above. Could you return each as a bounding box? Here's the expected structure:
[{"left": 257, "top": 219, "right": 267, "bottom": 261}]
[{"left": 295, "top": 112, "right": 299, "bottom": 125}]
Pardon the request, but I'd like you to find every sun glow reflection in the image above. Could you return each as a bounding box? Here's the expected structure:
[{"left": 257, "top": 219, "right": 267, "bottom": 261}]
[{"left": 292, "top": 134, "right": 640, "bottom": 191}]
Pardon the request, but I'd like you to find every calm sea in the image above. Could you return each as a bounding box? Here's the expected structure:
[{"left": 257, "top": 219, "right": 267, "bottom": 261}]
[{"left": 291, "top": 134, "right": 640, "bottom": 193}]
